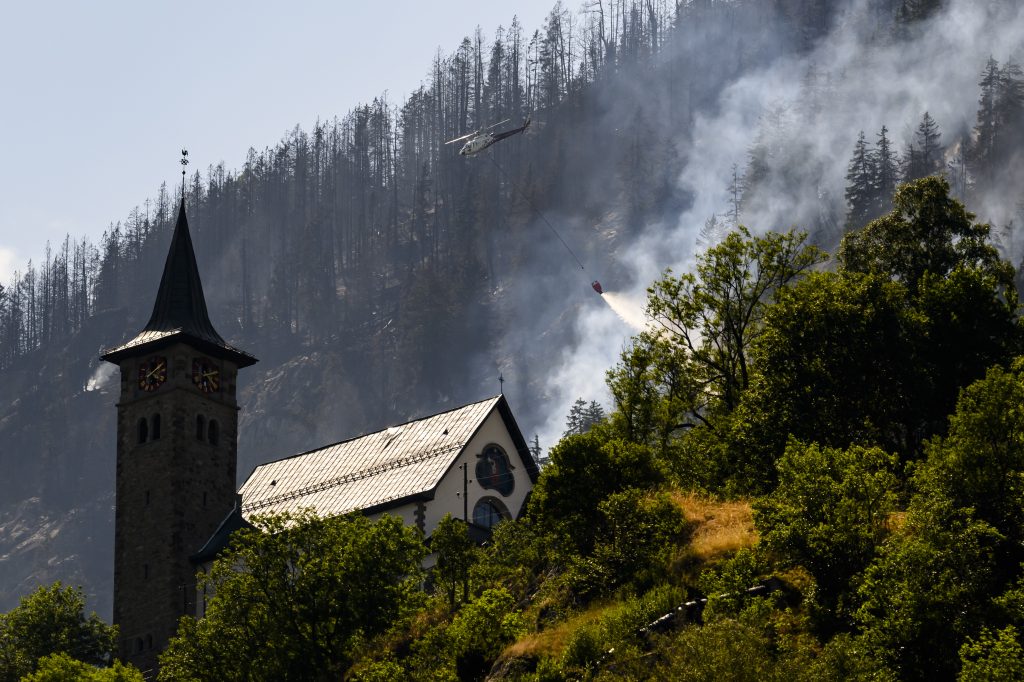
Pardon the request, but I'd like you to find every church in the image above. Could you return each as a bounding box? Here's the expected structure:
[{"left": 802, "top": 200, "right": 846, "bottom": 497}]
[{"left": 100, "top": 199, "right": 537, "bottom": 675}]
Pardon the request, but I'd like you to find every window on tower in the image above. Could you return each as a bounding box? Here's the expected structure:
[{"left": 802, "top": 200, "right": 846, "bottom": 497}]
[
  {"left": 137, "top": 418, "right": 148, "bottom": 444},
  {"left": 151, "top": 414, "right": 161, "bottom": 440},
  {"left": 208, "top": 420, "right": 220, "bottom": 446},
  {"left": 196, "top": 414, "right": 206, "bottom": 440}
]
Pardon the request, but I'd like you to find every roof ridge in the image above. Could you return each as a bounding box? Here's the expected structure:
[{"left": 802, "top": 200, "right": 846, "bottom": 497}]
[{"left": 252, "top": 395, "right": 502, "bottom": 466}]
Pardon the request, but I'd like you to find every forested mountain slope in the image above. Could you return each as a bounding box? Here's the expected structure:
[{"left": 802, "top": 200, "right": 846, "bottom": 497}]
[{"left": 0, "top": 0, "right": 1021, "bottom": 617}]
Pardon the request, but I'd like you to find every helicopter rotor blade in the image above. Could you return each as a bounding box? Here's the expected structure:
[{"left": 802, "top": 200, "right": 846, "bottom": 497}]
[
  {"left": 485, "top": 118, "right": 511, "bottom": 130},
  {"left": 444, "top": 131, "right": 478, "bottom": 145}
]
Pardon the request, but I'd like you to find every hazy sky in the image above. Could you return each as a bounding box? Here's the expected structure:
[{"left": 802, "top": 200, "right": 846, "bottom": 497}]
[{"left": 0, "top": 1, "right": 558, "bottom": 282}]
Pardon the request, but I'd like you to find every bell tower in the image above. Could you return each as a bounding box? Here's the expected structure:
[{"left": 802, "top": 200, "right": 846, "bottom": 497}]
[{"left": 101, "top": 198, "right": 256, "bottom": 676}]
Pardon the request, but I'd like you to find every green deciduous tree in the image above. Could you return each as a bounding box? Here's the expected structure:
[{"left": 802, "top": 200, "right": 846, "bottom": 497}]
[
  {"left": 0, "top": 583, "right": 117, "bottom": 682},
  {"left": 158, "top": 511, "right": 426, "bottom": 682},
  {"left": 728, "top": 270, "right": 919, "bottom": 489},
  {"left": 593, "top": 489, "right": 690, "bottom": 590},
  {"left": 959, "top": 626, "right": 1024, "bottom": 682},
  {"left": 22, "top": 653, "right": 142, "bottom": 682},
  {"left": 527, "top": 430, "right": 664, "bottom": 556},
  {"left": 958, "top": 622, "right": 1024, "bottom": 679},
  {"left": 447, "top": 588, "right": 525, "bottom": 680},
  {"left": 915, "top": 360, "right": 1024, "bottom": 573},
  {"left": 855, "top": 495, "right": 1001, "bottom": 681},
  {"left": 644, "top": 227, "right": 824, "bottom": 418},
  {"left": 732, "top": 177, "right": 1020, "bottom": 490},
  {"left": 606, "top": 227, "right": 824, "bottom": 473},
  {"left": 839, "top": 176, "right": 1013, "bottom": 294},
  {"left": 432, "top": 513, "right": 477, "bottom": 607},
  {"left": 606, "top": 329, "right": 703, "bottom": 451},
  {"left": 754, "top": 441, "right": 899, "bottom": 621}
]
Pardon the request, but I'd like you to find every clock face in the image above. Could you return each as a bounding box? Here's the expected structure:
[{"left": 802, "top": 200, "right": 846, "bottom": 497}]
[
  {"left": 138, "top": 356, "right": 167, "bottom": 392},
  {"left": 192, "top": 358, "right": 220, "bottom": 393}
]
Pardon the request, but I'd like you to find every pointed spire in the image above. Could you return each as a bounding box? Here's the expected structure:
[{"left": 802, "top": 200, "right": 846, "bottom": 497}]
[
  {"left": 101, "top": 199, "right": 255, "bottom": 367},
  {"left": 143, "top": 199, "right": 221, "bottom": 341}
]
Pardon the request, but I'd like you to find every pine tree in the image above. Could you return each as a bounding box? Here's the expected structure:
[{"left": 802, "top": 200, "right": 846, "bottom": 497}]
[
  {"left": 969, "top": 57, "right": 1024, "bottom": 185},
  {"left": 874, "top": 125, "right": 899, "bottom": 215},
  {"left": 584, "top": 400, "right": 606, "bottom": 429},
  {"left": 698, "top": 214, "right": 726, "bottom": 249},
  {"left": 530, "top": 434, "right": 545, "bottom": 466},
  {"left": 904, "top": 112, "right": 942, "bottom": 181},
  {"left": 564, "top": 397, "right": 588, "bottom": 437},
  {"left": 726, "top": 163, "right": 742, "bottom": 228},
  {"left": 845, "top": 131, "right": 874, "bottom": 229},
  {"left": 563, "top": 398, "right": 605, "bottom": 437},
  {"left": 971, "top": 57, "right": 1001, "bottom": 179},
  {"left": 996, "top": 59, "right": 1024, "bottom": 167}
]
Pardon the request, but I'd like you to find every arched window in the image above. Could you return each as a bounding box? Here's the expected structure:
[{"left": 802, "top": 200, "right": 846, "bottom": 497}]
[
  {"left": 146, "top": 634, "right": 153, "bottom": 650},
  {"left": 136, "top": 638, "right": 144, "bottom": 653},
  {"left": 137, "top": 418, "right": 148, "bottom": 444},
  {"left": 472, "top": 498, "right": 509, "bottom": 529},
  {"left": 475, "top": 445, "right": 515, "bottom": 496},
  {"left": 208, "top": 420, "right": 219, "bottom": 446},
  {"left": 150, "top": 414, "right": 161, "bottom": 440},
  {"left": 196, "top": 414, "right": 206, "bottom": 440}
]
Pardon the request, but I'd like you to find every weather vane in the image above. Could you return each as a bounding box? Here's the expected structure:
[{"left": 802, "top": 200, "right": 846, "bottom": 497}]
[{"left": 180, "top": 149, "right": 189, "bottom": 200}]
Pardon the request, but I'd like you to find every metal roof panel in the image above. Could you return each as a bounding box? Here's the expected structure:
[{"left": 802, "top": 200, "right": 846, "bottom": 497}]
[{"left": 240, "top": 396, "right": 501, "bottom": 519}]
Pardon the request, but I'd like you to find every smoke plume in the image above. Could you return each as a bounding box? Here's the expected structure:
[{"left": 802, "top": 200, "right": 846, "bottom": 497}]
[{"left": 533, "top": 0, "right": 1024, "bottom": 450}]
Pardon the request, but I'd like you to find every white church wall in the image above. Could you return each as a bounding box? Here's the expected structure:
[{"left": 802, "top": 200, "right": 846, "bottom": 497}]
[{"left": 423, "top": 410, "right": 532, "bottom": 533}]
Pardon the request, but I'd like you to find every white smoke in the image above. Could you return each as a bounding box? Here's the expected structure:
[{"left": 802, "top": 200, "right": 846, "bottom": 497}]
[
  {"left": 84, "top": 362, "right": 116, "bottom": 392},
  {"left": 0, "top": 247, "right": 17, "bottom": 286},
  {"left": 536, "top": 0, "right": 1024, "bottom": 451},
  {"left": 601, "top": 291, "right": 648, "bottom": 331}
]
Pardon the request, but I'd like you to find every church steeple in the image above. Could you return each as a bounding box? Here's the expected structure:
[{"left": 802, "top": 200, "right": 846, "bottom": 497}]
[
  {"left": 145, "top": 199, "right": 221, "bottom": 343},
  {"left": 101, "top": 200, "right": 255, "bottom": 367},
  {"left": 101, "top": 173, "right": 255, "bottom": 675}
]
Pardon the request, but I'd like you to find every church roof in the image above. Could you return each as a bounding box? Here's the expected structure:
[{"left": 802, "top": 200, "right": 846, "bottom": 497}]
[
  {"left": 190, "top": 497, "right": 253, "bottom": 564},
  {"left": 101, "top": 199, "right": 256, "bottom": 367},
  {"left": 239, "top": 395, "right": 537, "bottom": 519}
]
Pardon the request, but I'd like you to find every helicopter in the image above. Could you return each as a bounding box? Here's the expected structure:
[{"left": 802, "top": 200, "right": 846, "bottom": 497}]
[{"left": 446, "top": 116, "right": 531, "bottom": 156}]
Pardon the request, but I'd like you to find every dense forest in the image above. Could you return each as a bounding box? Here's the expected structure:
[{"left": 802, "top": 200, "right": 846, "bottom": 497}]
[
  {"left": 7, "top": 173, "right": 1024, "bottom": 679},
  {"left": 2, "top": 0, "right": 1024, "bottom": 676}
]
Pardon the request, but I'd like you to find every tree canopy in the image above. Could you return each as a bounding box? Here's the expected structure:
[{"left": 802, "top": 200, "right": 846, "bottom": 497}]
[
  {"left": 0, "top": 583, "right": 119, "bottom": 682},
  {"left": 158, "top": 511, "right": 426, "bottom": 682}
]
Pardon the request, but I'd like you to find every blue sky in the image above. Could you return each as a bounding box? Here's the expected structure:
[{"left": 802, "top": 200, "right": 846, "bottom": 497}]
[{"left": 0, "top": 1, "right": 559, "bottom": 282}]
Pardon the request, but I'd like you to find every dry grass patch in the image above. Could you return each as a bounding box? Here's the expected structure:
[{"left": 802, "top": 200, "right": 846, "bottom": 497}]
[
  {"left": 673, "top": 492, "right": 757, "bottom": 564},
  {"left": 502, "top": 601, "right": 617, "bottom": 662}
]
